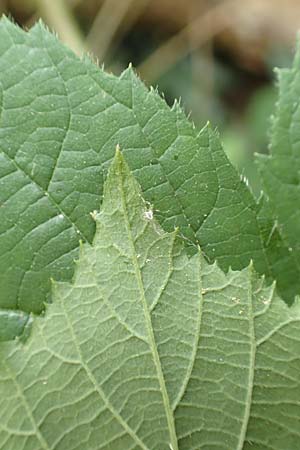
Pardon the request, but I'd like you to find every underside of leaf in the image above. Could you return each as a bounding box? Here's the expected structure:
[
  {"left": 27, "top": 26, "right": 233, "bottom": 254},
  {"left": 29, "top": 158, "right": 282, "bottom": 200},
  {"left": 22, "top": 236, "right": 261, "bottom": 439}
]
[{"left": 1, "top": 151, "right": 299, "bottom": 450}]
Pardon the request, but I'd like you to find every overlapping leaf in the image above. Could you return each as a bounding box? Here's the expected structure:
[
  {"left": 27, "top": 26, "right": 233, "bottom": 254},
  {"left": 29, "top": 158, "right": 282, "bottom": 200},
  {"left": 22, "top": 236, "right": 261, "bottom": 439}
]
[
  {"left": 0, "top": 17, "right": 300, "bottom": 341},
  {"left": 1, "top": 152, "right": 300, "bottom": 450}
]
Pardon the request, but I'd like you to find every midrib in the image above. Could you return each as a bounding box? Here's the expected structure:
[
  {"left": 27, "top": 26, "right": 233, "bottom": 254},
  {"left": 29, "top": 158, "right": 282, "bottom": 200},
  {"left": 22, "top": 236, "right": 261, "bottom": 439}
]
[
  {"left": 119, "top": 166, "right": 179, "bottom": 450},
  {"left": 236, "top": 271, "right": 256, "bottom": 450}
]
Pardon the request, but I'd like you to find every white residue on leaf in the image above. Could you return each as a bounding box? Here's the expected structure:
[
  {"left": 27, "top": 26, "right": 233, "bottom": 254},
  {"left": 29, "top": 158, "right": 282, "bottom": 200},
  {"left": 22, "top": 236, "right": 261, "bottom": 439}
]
[{"left": 143, "top": 209, "right": 153, "bottom": 221}]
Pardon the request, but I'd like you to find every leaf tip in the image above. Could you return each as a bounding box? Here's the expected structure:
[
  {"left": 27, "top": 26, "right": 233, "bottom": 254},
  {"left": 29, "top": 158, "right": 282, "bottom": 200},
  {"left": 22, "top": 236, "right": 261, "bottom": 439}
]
[
  {"left": 248, "top": 259, "right": 255, "bottom": 270},
  {"left": 115, "top": 143, "right": 121, "bottom": 156},
  {"left": 110, "top": 144, "right": 127, "bottom": 175}
]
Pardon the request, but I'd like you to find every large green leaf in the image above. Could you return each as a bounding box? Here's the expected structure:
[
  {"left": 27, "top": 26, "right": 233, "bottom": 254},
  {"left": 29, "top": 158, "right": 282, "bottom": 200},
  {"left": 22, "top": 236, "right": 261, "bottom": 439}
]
[
  {"left": 257, "top": 45, "right": 300, "bottom": 266},
  {"left": 1, "top": 151, "right": 300, "bottom": 449},
  {"left": 0, "top": 17, "right": 299, "bottom": 341}
]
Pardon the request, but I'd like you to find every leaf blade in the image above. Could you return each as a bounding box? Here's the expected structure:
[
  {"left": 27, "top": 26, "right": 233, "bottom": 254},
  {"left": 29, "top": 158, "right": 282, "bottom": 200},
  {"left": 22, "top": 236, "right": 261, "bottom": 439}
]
[{"left": 257, "top": 45, "right": 300, "bottom": 273}]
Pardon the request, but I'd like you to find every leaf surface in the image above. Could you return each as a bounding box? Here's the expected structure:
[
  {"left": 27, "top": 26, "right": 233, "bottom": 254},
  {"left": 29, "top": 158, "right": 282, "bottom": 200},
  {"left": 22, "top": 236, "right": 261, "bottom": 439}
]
[
  {"left": 1, "top": 152, "right": 300, "bottom": 450},
  {"left": 257, "top": 45, "right": 300, "bottom": 267},
  {"left": 0, "top": 17, "right": 299, "bottom": 340}
]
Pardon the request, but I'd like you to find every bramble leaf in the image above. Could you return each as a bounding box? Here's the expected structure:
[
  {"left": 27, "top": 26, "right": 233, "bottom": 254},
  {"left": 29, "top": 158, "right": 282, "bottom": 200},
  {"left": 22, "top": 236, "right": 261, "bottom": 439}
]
[
  {"left": 257, "top": 43, "right": 300, "bottom": 271},
  {"left": 1, "top": 151, "right": 300, "bottom": 450}
]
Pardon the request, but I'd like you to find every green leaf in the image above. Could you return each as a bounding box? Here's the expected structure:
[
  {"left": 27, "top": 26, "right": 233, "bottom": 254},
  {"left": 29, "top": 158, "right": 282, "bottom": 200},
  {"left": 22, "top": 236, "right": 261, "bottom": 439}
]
[
  {"left": 257, "top": 43, "right": 300, "bottom": 268},
  {"left": 1, "top": 17, "right": 299, "bottom": 341},
  {"left": 0, "top": 309, "right": 31, "bottom": 341},
  {"left": 1, "top": 151, "right": 300, "bottom": 450}
]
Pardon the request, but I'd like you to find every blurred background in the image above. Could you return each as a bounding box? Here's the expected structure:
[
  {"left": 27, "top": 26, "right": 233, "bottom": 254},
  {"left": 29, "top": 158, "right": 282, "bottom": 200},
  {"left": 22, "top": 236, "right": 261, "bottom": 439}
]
[{"left": 1, "top": 0, "right": 300, "bottom": 196}]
